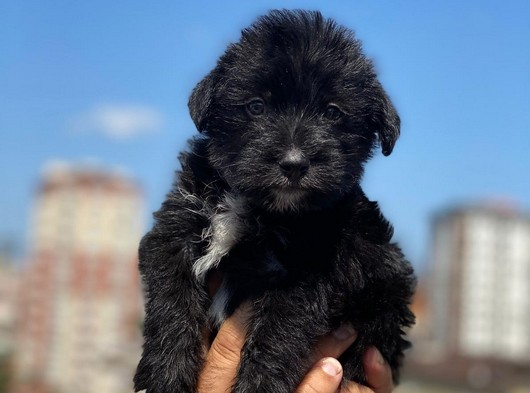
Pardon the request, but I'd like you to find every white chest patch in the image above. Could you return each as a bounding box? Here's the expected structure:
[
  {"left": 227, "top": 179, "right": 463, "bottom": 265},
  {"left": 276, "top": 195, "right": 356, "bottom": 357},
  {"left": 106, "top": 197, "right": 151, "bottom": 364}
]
[{"left": 192, "top": 193, "right": 248, "bottom": 281}]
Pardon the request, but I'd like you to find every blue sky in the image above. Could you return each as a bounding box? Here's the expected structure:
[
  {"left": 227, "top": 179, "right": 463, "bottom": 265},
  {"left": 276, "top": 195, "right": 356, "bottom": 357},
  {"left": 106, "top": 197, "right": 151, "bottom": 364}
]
[{"left": 1, "top": 0, "right": 529, "bottom": 269}]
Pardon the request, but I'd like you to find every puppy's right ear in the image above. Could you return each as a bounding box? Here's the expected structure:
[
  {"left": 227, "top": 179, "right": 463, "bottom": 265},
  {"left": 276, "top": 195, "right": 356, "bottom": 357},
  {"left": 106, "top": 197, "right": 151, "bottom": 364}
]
[{"left": 188, "top": 72, "right": 216, "bottom": 132}]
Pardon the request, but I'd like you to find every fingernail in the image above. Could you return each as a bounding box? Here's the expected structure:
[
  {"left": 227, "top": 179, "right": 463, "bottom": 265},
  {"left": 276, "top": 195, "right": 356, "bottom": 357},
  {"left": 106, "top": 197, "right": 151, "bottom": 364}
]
[
  {"left": 332, "top": 324, "right": 357, "bottom": 341},
  {"left": 321, "top": 358, "right": 342, "bottom": 376},
  {"left": 368, "top": 347, "right": 386, "bottom": 366}
]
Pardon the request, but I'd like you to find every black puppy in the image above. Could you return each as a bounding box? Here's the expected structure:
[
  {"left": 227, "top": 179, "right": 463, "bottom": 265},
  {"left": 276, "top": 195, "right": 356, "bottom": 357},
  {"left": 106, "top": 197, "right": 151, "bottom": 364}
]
[{"left": 135, "top": 10, "right": 415, "bottom": 393}]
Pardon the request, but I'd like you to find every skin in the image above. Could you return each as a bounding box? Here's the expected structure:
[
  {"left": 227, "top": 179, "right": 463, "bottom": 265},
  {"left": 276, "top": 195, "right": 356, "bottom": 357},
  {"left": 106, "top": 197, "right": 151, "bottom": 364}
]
[{"left": 197, "top": 304, "right": 394, "bottom": 393}]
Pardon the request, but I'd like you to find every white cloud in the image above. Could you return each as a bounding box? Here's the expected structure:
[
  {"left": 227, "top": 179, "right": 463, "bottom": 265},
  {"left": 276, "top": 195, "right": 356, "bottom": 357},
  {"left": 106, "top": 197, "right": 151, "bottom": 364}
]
[{"left": 72, "top": 103, "right": 164, "bottom": 139}]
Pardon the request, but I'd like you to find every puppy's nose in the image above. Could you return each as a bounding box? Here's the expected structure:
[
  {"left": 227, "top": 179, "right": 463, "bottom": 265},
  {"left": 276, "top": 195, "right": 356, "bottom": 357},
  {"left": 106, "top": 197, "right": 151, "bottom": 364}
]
[{"left": 279, "top": 149, "right": 310, "bottom": 181}]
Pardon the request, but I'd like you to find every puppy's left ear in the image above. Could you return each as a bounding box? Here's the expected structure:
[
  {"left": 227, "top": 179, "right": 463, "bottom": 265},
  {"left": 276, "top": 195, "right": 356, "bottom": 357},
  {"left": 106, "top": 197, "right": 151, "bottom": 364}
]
[
  {"left": 370, "top": 83, "right": 400, "bottom": 156},
  {"left": 188, "top": 71, "right": 216, "bottom": 132}
]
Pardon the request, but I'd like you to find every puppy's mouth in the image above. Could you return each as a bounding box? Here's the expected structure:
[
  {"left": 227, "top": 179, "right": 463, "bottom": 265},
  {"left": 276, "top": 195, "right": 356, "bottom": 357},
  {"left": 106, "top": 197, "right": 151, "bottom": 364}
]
[
  {"left": 279, "top": 181, "right": 305, "bottom": 190},
  {"left": 268, "top": 187, "right": 309, "bottom": 212}
]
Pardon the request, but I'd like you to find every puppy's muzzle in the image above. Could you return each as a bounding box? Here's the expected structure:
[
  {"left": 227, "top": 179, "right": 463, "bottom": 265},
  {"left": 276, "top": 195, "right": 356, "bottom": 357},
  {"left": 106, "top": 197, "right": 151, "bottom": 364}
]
[{"left": 279, "top": 148, "right": 310, "bottom": 182}]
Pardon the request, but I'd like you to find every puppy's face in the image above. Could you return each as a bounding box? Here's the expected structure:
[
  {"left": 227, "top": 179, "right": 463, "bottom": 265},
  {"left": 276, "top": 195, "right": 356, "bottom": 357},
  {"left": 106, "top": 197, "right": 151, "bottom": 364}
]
[{"left": 189, "top": 11, "right": 400, "bottom": 212}]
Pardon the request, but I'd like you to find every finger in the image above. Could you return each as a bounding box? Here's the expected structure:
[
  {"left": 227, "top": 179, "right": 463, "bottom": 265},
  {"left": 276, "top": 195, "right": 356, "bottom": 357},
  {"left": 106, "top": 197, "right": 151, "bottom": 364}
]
[
  {"left": 197, "top": 304, "right": 251, "bottom": 393},
  {"left": 363, "top": 347, "right": 394, "bottom": 393},
  {"left": 311, "top": 324, "right": 358, "bottom": 362},
  {"left": 295, "top": 357, "right": 343, "bottom": 393}
]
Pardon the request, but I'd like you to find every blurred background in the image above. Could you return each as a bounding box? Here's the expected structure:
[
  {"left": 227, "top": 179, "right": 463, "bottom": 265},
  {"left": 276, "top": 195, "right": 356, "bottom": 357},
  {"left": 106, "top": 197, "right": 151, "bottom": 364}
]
[{"left": 1, "top": 1, "right": 529, "bottom": 392}]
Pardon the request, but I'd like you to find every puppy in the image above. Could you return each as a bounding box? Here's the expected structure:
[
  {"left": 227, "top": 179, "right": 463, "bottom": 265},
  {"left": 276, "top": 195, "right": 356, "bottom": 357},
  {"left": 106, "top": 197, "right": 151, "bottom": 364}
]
[{"left": 134, "top": 10, "right": 415, "bottom": 393}]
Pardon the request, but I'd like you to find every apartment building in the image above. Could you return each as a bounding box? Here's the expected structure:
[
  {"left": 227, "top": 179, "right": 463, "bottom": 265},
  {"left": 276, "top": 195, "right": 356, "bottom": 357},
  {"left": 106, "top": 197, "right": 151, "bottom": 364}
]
[{"left": 13, "top": 163, "right": 145, "bottom": 393}]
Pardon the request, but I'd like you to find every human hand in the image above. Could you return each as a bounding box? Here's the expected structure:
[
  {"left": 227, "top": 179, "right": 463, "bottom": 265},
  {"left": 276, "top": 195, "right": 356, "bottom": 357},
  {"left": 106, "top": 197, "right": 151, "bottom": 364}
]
[
  {"left": 296, "top": 344, "right": 393, "bottom": 393},
  {"left": 197, "top": 304, "right": 394, "bottom": 393}
]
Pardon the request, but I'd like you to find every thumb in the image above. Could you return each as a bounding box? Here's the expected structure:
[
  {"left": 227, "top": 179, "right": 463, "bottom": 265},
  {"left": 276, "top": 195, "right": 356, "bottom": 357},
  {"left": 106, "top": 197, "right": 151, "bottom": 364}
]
[{"left": 295, "top": 357, "right": 343, "bottom": 393}]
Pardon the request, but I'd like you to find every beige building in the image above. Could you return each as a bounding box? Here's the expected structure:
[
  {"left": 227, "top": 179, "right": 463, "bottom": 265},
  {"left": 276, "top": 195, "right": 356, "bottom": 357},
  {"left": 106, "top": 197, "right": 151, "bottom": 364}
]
[
  {"left": 13, "top": 163, "right": 145, "bottom": 393},
  {"left": 429, "top": 204, "right": 530, "bottom": 362},
  {"left": 405, "top": 203, "right": 530, "bottom": 392}
]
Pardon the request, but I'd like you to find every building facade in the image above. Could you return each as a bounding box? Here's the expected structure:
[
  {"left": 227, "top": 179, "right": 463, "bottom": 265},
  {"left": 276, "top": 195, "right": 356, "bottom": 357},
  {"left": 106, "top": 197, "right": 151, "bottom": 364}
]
[
  {"left": 429, "top": 204, "right": 530, "bottom": 363},
  {"left": 13, "top": 163, "right": 145, "bottom": 393}
]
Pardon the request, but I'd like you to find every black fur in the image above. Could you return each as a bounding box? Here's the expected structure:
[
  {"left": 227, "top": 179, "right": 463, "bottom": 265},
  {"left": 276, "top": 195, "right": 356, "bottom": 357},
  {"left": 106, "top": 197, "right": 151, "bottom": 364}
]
[{"left": 135, "top": 10, "right": 415, "bottom": 393}]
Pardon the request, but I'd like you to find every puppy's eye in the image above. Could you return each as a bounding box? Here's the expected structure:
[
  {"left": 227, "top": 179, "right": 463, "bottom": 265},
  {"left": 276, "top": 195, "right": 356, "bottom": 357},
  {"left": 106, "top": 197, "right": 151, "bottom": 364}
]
[
  {"left": 323, "top": 105, "right": 343, "bottom": 121},
  {"left": 246, "top": 99, "right": 265, "bottom": 116}
]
